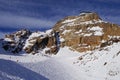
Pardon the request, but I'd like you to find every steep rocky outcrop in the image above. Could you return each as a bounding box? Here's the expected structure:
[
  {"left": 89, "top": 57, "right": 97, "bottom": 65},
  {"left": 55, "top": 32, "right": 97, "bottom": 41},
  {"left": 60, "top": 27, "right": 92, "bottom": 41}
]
[
  {"left": 53, "top": 12, "right": 120, "bottom": 52},
  {"left": 23, "top": 29, "right": 58, "bottom": 54},
  {"left": 2, "top": 29, "right": 31, "bottom": 53},
  {"left": 0, "top": 29, "right": 58, "bottom": 54}
]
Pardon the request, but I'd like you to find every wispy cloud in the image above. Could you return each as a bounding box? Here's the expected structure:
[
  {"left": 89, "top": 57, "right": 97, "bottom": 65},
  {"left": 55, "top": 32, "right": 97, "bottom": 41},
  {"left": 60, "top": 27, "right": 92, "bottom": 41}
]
[{"left": 0, "top": 13, "right": 55, "bottom": 29}]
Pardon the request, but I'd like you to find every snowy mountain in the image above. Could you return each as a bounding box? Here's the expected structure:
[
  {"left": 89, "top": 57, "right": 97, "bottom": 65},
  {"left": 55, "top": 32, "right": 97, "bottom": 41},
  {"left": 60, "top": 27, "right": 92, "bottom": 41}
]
[
  {"left": 0, "top": 12, "right": 120, "bottom": 80},
  {"left": 53, "top": 12, "right": 120, "bottom": 52}
]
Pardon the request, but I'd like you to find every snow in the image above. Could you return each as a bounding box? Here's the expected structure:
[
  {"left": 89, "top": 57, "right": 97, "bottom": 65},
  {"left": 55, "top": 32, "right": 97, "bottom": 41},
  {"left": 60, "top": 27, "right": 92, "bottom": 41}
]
[
  {"left": 94, "top": 31, "right": 103, "bottom": 36},
  {"left": 23, "top": 39, "right": 34, "bottom": 50},
  {"left": 4, "top": 38, "right": 14, "bottom": 42},
  {"left": 43, "top": 47, "right": 50, "bottom": 51},
  {"left": 101, "top": 40, "right": 106, "bottom": 43},
  {"left": 61, "top": 19, "right": 105, "bottom": 27},
  {"left": 75, "top": 30, "right": 82, "bottom": 34},
  {"left": 23, "top": 31, "right": 50, "bottom": 49},
  {"left": 0, "top": 53, "right": 48, "bottom": 63},
  {"left": 16, "top": 30, "right": 27, "bottom": 36},
  {"left": 108, "top": 35, "right": 120, "bottom": 39},
  {"left": 88, "top": 26, "right": 104, "bottom": 36},
  {"left": 62, "top": 30, "right": 71, "bottom": 35},
  {"left": 29, "top": 32, "right": 47, "bottom": 39},
  {"left": 84, "top": 33, "right": 92, "bottom": 36},
  {"left": 89, "top": 26, "right": 103, "bottom": 31},
  {"left": 0, "top": 47, "right": 84, "bottom": 80},
  {"left": 45, "top": 29, "right": 53, "bottom": 35},
  {"left": 79, "top": 12, "right": 93, "bottom": 16},
  {"left": 74, "top": 42, "right": 120, "bottom": 80},
  {"left": 62, "top": 18, "right": 79, "bottom": 24},
  {"left": 43, "top": 47, "right": 51, "bottom": 53},
  {"left": 0, "top": 59, "right": 48, "bottom": 80},
  {"left": 0, "top": 42, "right": 120, "bottom": 80},
  {"left": 80, "top": 26, "right": 104, "bottom": 36},
  {"left": 60, "top": 38, "right": 65, "bottom": 42},
  {"left": 81, "top": 19, "right": 104, "bottom": 25}
]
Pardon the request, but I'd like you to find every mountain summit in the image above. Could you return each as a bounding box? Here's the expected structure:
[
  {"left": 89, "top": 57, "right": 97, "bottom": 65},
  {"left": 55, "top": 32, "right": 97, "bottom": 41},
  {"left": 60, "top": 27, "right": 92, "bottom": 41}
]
[
  {"left": 1, "top": 12, "right": 120, "bottom": 54},
  {"left": 53, "top": 12, "right": 120, "bottom": 52}
]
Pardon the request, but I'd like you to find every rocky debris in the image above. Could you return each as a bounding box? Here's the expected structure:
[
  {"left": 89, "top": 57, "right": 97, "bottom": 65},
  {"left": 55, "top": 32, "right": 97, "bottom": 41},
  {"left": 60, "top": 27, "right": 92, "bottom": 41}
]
[{"left": 53, "top": 12, "right": 120, "bottom": 52}]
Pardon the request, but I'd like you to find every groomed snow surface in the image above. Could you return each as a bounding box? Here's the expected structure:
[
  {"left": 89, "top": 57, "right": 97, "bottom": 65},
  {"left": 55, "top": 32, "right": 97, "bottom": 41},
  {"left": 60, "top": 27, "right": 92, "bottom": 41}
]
[{"left": 0, "top": 43, "right": 120, "bottom": 80}]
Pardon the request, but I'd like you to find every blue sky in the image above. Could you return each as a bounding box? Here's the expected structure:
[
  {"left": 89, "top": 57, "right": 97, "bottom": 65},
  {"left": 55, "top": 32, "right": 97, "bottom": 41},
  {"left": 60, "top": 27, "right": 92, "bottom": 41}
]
[{"left": 0, "top": 0, "right": 120, "bottom": 35}]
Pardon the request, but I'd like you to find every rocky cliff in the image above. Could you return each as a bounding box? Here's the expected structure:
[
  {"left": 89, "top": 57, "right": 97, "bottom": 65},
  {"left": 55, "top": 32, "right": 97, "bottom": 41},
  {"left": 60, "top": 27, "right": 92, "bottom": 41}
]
[
  {"left": 0, "top": 29, "right": 58, "bottom": 54},
  {"left": 1, "top": 29, "right": 31, "bottom": 53},
  {"left": 53, "top": 12, "right": 120, "bottom": 52},
  {"left": 23, "top": 29, "right": 58, "bottom": 54}
]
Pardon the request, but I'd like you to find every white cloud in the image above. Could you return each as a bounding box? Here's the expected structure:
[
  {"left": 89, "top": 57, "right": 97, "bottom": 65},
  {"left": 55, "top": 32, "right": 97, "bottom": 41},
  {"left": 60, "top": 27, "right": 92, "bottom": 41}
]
[{"left": 0, "top": 13, "right": 55, "bottom": 29}]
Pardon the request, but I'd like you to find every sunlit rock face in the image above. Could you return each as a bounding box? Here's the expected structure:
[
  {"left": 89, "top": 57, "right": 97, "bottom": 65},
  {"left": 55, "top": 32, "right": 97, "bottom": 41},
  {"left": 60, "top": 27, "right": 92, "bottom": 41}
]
[{"left": 53, "top": 12, "right": 120, "bottom": 52}]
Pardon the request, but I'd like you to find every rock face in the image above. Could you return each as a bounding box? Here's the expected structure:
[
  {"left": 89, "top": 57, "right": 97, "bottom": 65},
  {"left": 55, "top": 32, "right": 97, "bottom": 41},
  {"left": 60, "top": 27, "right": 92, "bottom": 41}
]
[
  {"left": 2, "top": 29, "right": 31, "bottom": 53},
  {"left": 23, "top": 29, "right": 58, "bottom": 54},
  {"left": 0, "top": 29, "right": 58, "bottom": 54},
  {"left": 53, "top": 12, "right": 120, "bottom": 52}
]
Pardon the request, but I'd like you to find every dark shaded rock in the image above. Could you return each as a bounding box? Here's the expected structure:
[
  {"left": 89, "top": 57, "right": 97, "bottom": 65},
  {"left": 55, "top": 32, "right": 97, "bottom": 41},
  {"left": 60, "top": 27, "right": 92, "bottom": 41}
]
[
  {"left": 23, "top": 30, "right": 58, "bottom": 54},
  {"left": 2, "top": 29, "right": 31, "bottom": 53}
]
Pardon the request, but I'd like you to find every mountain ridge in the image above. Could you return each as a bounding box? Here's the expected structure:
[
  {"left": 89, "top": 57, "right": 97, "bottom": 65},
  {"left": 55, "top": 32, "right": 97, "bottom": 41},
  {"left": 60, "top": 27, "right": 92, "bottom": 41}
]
[
  {"left": 0, "top": 12, "right": 120, "bottom": 80},
  {"left": 0, "top": 12, "right": 120, "bottom": 54}
]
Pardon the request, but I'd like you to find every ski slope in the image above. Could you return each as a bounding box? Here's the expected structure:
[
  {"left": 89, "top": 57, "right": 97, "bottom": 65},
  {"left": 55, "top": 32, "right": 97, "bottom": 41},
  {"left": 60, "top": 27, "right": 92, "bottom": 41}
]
[{"left": 0, "top": 43, "right": 120, "bottom": 80}]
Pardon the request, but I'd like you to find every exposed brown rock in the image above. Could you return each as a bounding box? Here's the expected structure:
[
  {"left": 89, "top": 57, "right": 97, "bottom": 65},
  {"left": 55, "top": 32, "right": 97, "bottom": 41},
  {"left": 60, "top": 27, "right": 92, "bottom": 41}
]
[{"left": 53, "top": 12, "right": 120, "bottom": 52}]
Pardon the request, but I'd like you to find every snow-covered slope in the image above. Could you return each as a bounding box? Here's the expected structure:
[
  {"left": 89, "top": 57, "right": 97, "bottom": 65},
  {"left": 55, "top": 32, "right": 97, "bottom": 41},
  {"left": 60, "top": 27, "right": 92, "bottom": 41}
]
[
  {"left": 74, "top": 42, "right": 120, "bottom": 80},
  {"left": 0, "top": 42, "right": 120, "bottom": 80}
]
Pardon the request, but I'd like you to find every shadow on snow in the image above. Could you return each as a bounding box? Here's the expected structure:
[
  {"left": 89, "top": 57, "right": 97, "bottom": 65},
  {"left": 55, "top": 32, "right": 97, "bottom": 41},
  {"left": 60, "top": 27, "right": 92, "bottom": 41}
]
[{"left": 0, "top": 59, "right": 49, "bottom": 80}]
